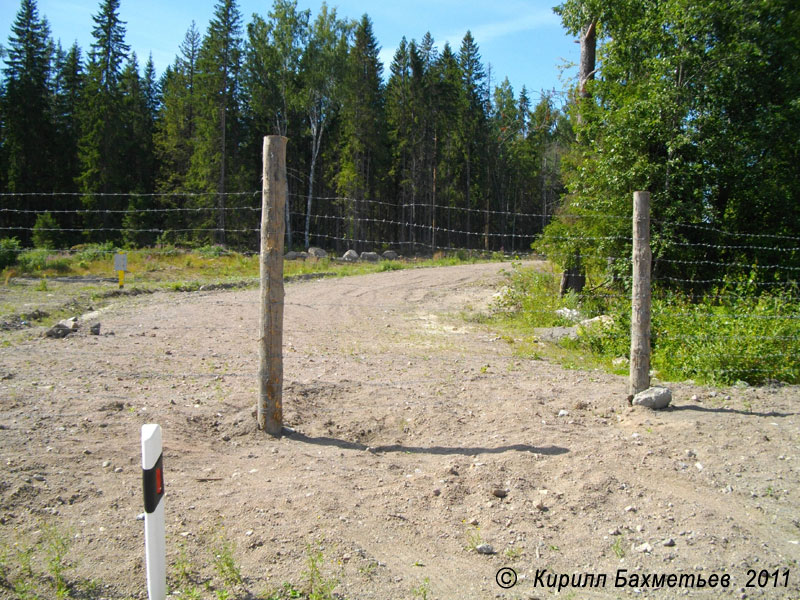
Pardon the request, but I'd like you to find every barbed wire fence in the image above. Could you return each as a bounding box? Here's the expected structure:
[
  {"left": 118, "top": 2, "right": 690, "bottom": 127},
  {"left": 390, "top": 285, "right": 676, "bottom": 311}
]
[
  {"left": 1, "top": 181, "right": 798, "bottom": 389},
  {"left": 0, "top": 186, "right": 555, "bottom": 257}
]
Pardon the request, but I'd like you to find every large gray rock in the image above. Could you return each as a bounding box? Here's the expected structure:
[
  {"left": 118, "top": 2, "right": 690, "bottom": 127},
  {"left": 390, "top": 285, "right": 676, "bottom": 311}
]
[
  {"left": 632, "top": 386, "right": 672, "bottom": 410},
  {"left": 342, "top": 249, "right": 359, "bottom": 262},
  {"left": 285, "top": 251, "right": 303, "bottom": 260},
  {"left": 308, "top": 247, "right": 327, "bottom": 258},
  {"left": 360, "top": 251, "right": 380, "bottom": 262},
  {"left": 382, "top": 250, "right": 398, "bottom": 260}
]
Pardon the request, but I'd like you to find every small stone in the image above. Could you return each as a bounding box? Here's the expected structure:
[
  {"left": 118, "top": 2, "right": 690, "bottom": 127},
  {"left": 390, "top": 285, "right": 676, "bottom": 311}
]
[
  {"left": 342, "top": 553, "right": 351, "bottom": 562},
  {"left": 136, "top": 513, "right": 145, "bottom": 521},
  {"left": 690, "top": 394, "right": 699, "bottom": 402},
  {"left": 686, "top": 449, "right": 697, "bottom": 458},
  {"left": 245, "top": 530, "right": 254, "bottom": 536},
  {"left": 90, "top": 323, "right": 101, "bottom": 335},
  {"left": 663, "top": 538, "right": 676, "bottom": 547},
  {"left": 492, "top": 488, "right": 508, "bottom": 498},
  {"left": 475, "top": 543, "right": 496, "bottom": 555},
  {"left": 695, "top": 462, "right": 704, "bottom": 471},
  {"left": 609, "top": 528, "right": 621, "bottom": 536},
  {"left": 432, "top": 488, "right": 441, "bottom": 497},
  {"left": 32, "top": 474, "right": 45, "bottom": 482},
  {"left": 558, "top": 409, "right": 569, "bottom": 417},
  {"left": 534, "top": 499, "right": 546, "bottom": 511},
  {"left": 83, "top": 449, "right": 92, "bottom": 455},
  {"left": 102, "top": 460, "right": 112, "bottom": 468},
  {"left": 624, "top": 505, "right": 637, "bottom": 513},
  {"left": 632, "top": 386, "right": 672, "bottom": 409},
  {"left": 113, "top": 467, "right": 123, "bottom": 473},
  {"left": 636, "top": 542, "right": 653, "bottom": 553},
  {"left": 469, "top": 518, "right": 479, "bottom": 526}
]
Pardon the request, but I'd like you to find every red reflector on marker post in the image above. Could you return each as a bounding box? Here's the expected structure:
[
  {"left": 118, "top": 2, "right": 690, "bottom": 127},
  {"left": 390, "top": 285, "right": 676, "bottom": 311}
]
[{"left": 141, "top": 424, "right": 166, "bottom": 600}]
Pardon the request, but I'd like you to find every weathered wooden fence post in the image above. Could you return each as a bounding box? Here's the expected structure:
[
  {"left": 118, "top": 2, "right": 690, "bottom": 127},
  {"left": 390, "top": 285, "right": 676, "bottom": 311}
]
[
  {"left": 258, "top": 135, "right": 287, "bottom": 436},
  {"left": 629, "top": 190, "right": 652, "bottom": 398}
]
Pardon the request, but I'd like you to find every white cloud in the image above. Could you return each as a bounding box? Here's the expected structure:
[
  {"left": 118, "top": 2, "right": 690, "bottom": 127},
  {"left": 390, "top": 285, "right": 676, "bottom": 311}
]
[{"left": 442, "top": 8, "right": 559, "bottom": 48}]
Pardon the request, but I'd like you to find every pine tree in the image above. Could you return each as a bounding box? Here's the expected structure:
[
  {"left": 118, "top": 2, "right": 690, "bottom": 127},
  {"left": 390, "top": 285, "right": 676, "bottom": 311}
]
[
  {"left": 2, "top": 0, "right": 55, "bottom": 194},
  {"left": 155, "top": 22, "right": 199, "bottom": 195},
  {"left": 431, "top": 42, "right": 464, "bottom": 248},
  {"left": 52, "top": 42, "right": 83, "bottom": 192},
  {"left": 458, "top": 31, "right": 487, "bottom": 246},
  {"left": 190, "top": 0, "right": 243, "bottom": 246},
  {"left": 1, "top": 0, "right": 57, "bottom": 246},
  {"left": 78, "top": 1, "right": 127, "bottom": 188},
  {"left": 77, "top": 0, "right": 131, "bottom": 241},
  {"left": 50, "top": 41, "right": 84, "bottom": 244},
  {"left": 337, "top": 14, "right": 387, "bottom": 251}
]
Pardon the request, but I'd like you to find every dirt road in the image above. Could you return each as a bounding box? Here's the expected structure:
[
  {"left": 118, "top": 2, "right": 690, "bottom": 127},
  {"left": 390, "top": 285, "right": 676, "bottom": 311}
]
[{"left": 1, "top": 261, "right": 798, "bottom": 599}]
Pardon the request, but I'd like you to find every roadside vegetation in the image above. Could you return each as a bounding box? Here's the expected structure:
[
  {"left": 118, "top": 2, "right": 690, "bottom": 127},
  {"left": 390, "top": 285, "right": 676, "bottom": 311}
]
[{"left": 486, "top": 263, "right": 800, "bottom": 387}]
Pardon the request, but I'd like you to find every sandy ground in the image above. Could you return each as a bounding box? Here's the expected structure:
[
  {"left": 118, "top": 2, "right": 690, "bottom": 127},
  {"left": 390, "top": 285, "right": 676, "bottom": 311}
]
[{"left": 1, "top": 261, "right": 799, "bottom": 599}]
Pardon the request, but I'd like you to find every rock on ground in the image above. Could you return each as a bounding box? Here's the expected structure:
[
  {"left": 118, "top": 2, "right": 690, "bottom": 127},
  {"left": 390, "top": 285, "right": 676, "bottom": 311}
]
[
  {"left": 45, "top": 318, "right": 78, "bottom": 338},
  {"left": 632, "top": 386, "right": 672, "bottom": 409},
  {"left": 360, "top": 252, "right": 380, "bottom": 262},
  {"left": 342, "top": 249, "right": 359, "bottom": 261},
  {"left": 308, "top": 247, "right": 327, "bottom": 258}
]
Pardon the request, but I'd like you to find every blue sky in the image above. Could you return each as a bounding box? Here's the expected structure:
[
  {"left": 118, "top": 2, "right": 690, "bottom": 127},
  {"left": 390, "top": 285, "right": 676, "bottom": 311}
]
[{"left": 2, "top": 0, "right": 579, "bottom": 102}]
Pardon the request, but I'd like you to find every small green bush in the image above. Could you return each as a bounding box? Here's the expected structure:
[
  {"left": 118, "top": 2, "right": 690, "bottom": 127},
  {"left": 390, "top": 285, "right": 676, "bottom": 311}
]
[
  {"left": 197, "top": 245, "right": 229, "bottom": 258},
  {"left": 73, "top": 242, "right": 115, "bottom": 263},
  {"left": 0, "top": 237, "right": 21, "bottom": 270},
  {"left": 16, "top": 249, "right": 71, "bottom": 274},
  {"left": 32, "top": 212, "right": 61, "bottom": 249}
]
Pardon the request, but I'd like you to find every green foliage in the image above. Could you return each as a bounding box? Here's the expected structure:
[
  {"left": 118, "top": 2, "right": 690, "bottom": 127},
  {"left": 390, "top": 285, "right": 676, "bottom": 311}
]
[
  {"left": 32, "top": 213, "right": 60, "bottom": 249},
  {"left": 411, "top": 577, "right": 432, "bottom": 600},
  {"left": 611, "top": 535, "right": 625, "bottom": 559},
  {"left": 491, "top": 264, "right": 800, "bottom": 385},
  {"left": 302, "top": 544, "right": 337, "bottom": 600},
  {"left": 650, "top": 288, "right": 800, "bottom": 385},
  {"left": 17, "top": 249, "right": 70, "bottom": 274},
  {"left": 0, "top": 524, "right": 76, "bottom": 599},
  {"left": 43, "top": 524, "right": 71, "bottom": 599},
  {"left": 210, "top": 533, "right": 243, "bottom": 589},
  {"left": 546, "top": 0, "right": 800, "bottom": 288},
  {"left": 0, "top": 237, "right": 22, "bottom": 270},
  {"left": 73, "top": 242, "right": 115, "bottom": 263},
  {"left": 197, "top": 244, "right": 229, "bottom": 258}
]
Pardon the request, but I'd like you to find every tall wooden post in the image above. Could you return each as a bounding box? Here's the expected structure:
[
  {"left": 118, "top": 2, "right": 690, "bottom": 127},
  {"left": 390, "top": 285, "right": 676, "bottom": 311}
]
[
  {"left": 258, "top": 136, "right": 287, "bottom": 436},
  {"left": 629, "top": 191, "right": 652, "bottom": 397}
]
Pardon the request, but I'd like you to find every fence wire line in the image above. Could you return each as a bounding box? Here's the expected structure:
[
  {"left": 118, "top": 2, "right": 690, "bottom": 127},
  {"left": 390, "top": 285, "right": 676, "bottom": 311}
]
[{"left": 3, "top": 193, "right": 798, "bottom": 384}]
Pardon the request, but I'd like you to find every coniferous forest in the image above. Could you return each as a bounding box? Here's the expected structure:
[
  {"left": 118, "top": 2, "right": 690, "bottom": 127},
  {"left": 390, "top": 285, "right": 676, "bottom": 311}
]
[
  {"left": 0, "top": 0, "right": 569, "bottom": 254},
  {"left": 1, "top": 0, "right": 799, "bottom": 286}
]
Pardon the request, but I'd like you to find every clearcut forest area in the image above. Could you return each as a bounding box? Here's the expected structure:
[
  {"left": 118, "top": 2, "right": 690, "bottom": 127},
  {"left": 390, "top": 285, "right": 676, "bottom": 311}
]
[{"left": 0, "top": 262, "right": 798, "bottom": 599}]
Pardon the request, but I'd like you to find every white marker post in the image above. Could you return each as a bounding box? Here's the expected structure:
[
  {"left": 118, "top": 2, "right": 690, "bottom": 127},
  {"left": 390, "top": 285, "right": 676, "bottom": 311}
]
[
  {"left": 114, "top": 252, "right": 127, "bottom": 289},
  {"left": 141, "top": 424, "right": 166, "bottom": 600}
]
